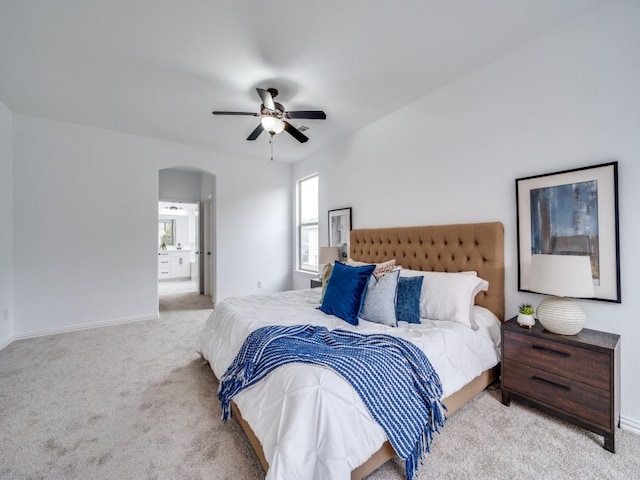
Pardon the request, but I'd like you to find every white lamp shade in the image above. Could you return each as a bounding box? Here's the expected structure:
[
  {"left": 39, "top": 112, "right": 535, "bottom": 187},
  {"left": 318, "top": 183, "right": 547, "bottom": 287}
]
[
  {"left": 528, "top": 254, "right": 595, "bottom": 298},
  {"left": 529, "top": 254, "right": 594, "bottom": 335},
  {"left": 319, "top": 246, "right": 340, "bottom": 265},
  {"left": 261, "top": 116, "right": 285, "bottom": 135}
]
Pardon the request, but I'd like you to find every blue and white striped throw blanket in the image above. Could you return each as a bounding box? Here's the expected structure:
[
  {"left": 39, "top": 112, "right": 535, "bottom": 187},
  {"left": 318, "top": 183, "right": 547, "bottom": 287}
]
[{"left": 218, "top": 324, "right": 446, "bottom": 480}]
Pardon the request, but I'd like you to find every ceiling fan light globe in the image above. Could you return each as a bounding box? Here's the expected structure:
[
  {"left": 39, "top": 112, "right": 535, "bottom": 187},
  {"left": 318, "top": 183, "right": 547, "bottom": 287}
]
[{"left": 261, "top": 116, "right": 285, "bottom": 135}]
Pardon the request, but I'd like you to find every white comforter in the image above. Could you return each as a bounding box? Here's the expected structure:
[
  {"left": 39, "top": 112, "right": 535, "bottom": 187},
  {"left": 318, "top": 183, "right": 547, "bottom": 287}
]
[{"left": 199, "top": 288, "right": 501, "bottom": 480}]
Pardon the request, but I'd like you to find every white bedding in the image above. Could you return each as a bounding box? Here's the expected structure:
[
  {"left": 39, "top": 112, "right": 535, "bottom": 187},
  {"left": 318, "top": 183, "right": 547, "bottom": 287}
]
[{"left": 199, "top": 288, "right": 501, "bottom": 480}]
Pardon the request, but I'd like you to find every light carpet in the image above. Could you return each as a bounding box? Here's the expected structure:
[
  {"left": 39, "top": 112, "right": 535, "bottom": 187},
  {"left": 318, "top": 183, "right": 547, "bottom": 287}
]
[{"left": 0, "top": 291, "right": 638, "bottom": 479}]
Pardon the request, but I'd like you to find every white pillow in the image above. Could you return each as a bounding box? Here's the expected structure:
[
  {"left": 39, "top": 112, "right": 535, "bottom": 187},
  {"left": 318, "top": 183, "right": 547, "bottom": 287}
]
[{"left": 399, "top": 270, "right": 488, "bottom": 329}]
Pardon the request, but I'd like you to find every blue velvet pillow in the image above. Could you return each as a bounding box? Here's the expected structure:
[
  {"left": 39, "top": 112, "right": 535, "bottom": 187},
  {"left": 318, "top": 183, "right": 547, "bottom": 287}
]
[
  {"left": 396, "top": 276, "right": 423, "bottom": 324},
  {"left": 320, "top": 261, "right": 376, "bottom": 325}
]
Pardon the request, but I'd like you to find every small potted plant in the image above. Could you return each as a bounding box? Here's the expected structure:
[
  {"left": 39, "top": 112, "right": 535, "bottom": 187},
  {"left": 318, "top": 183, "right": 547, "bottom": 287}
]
[{"left": 517, "top": 303, "right": 536, "bottom": 328}]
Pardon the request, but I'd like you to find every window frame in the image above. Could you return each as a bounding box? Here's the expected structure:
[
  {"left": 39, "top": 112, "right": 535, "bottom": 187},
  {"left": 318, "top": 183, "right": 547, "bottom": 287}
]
[{"left": 297, "top": 173, "right": 319, "bottom": 273}]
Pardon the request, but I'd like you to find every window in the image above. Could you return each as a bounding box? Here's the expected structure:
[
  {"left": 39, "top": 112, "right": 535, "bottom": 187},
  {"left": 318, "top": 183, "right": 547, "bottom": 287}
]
[
  {"left": 159, "top": 218, "right": 175, "bottom": 247},
  {"left": 298, "top": 174, "right": 319, "bottom": 272}
]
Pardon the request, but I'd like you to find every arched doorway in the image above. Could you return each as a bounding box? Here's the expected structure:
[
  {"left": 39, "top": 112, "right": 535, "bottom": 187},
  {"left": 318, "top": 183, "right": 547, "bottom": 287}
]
[{"left": 158, "top": 167, "right": 217, "bottom": 309}]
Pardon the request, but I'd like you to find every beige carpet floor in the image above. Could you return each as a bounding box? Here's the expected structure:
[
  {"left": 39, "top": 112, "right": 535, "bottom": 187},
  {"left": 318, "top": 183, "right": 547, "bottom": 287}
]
[{"left": 1, "top": 289, "right": 639, "bottom": 479}]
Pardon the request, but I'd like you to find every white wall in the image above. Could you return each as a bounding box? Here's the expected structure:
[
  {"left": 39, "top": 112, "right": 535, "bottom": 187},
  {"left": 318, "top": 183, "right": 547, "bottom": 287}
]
[
  {"left": 0, "top": 101, "right": 13, "bottom": 348},
  {"left": 159, "top": 169, "right": 204, "bottom": 202},
  {"left": 293, "top": 0, "right": 640, "bottom": 427},
  {"left": 12, "top": 114, "right": 292, "bottom": 336}
]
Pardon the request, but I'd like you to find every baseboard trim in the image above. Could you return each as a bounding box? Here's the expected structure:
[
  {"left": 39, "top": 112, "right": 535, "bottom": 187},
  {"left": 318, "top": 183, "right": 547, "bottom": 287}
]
[
  {"left": 0, "top": 336, "right": 13, "bottom": 351},
  {"left": 10, "top": 313, "right": 160, "bottom": 343},
  {"left": 620, "top": 415, "right": 640, "bottom": 435}
]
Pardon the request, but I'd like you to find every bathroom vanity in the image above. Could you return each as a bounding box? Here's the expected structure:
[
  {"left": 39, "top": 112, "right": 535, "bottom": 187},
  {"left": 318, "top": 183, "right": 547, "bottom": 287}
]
[{"left": 158, "top": 250, "right": 191, "bottom": 280}]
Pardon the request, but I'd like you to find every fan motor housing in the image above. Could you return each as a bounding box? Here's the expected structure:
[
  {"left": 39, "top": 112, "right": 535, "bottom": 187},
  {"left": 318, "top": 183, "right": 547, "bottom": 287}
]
[{"left": 261, "top": 102, "right": 285, "bottom": 117}]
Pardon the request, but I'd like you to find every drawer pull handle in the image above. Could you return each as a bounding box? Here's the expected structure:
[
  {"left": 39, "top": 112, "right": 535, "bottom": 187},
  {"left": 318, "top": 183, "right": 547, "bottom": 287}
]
[
  {"left": 532, "top": 345, "right": 570, "bottom": 358},
  {"left": 532, "top": 375, "right": 570, "bottom": 391}
]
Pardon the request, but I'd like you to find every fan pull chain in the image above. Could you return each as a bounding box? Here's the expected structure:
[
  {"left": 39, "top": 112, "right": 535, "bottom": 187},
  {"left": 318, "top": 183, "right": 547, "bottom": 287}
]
[{"left": 270, "top": 135, "right": 274, "bottom": 161}]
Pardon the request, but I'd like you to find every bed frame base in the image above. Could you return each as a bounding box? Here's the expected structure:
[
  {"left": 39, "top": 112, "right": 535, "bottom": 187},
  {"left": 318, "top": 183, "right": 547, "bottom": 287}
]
[
  {"left": 230, "top": 365, "right": 499, "bottom": 479},
  {"left": 231, "top": 403, "right": 270, "bottom": 472}
]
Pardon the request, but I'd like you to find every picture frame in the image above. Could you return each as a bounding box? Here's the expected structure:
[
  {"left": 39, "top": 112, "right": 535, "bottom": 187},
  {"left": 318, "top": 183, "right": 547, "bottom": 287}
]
[
  {"left": 328, "top": 207, "right": 352, "bottom": 262},
  {"left": 516, "top": 161, "right": 620, "bottom": 303}
]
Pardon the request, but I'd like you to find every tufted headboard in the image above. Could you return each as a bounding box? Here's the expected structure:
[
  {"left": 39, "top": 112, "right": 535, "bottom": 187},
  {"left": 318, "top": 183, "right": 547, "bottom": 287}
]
[{"left": 350, "top": 222, "right": 505, "bottom": 321}]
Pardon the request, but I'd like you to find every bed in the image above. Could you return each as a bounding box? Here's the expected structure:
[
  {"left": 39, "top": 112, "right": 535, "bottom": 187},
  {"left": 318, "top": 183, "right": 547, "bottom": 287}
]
[{"left": 199, "top": 222, "right": 505, "bottom": 479}]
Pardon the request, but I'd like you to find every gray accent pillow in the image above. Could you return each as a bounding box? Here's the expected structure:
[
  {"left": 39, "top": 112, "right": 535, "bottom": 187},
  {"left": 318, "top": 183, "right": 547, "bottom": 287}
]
[{"left": 359, "top": 269, "right": 400, "bottom": 326}]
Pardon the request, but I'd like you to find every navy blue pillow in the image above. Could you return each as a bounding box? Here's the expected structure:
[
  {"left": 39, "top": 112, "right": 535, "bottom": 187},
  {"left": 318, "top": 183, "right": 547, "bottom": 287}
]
[
  {"left": 396, "top": 276, "right": 423, "bottom": 324},
  {"left": 320, "top": 261, "right": 376, "bottom": 325}
]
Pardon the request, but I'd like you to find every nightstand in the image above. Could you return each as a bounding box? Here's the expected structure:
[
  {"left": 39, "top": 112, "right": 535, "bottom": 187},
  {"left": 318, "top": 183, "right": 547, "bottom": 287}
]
[
  {"left": 310, "top": 279, "right": 322, "bottom": 288},
  {"left": 501, "top": 317, "right": 620, "bottom": 452}
]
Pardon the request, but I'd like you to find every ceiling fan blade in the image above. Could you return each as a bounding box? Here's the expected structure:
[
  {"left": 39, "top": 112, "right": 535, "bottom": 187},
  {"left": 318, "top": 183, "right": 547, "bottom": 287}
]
[
  {"left": 285, "top": 110, "right": 326, "bottom": 120},
  {"left": 212, "top": 111, "right": 259, "bottom": 116},
  {"left": 284, "top": 121, "right": 309, "bottom": 143},
  {"left": 246, "top": 123, "right": 264, "bottom": 141},
  {"left": 256, "top": 88, "right": 275, "bottom": 111}
]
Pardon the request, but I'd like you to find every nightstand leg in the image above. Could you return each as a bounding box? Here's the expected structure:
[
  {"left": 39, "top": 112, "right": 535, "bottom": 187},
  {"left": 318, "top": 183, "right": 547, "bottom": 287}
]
[
  {"left": 501, "top": 389, "right": 510, "bottom": 406},
  {"left": 604, "top": 434, "right": 615, "bottom": 453}
]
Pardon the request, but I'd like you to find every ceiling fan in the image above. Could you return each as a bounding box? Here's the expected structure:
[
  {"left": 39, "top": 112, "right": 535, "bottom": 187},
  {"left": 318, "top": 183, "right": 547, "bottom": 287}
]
[{"left": 212, "top": 88, "right": 326, "bottom": 143}]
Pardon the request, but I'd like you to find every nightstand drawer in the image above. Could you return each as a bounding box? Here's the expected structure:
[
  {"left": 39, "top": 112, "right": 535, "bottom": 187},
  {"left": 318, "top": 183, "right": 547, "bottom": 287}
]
[
  {"left": 503, "top": 362, "right": 610, "bottom": 430},
  {"left": 503, "top": 330, "right": 610, "bottom": 391}
]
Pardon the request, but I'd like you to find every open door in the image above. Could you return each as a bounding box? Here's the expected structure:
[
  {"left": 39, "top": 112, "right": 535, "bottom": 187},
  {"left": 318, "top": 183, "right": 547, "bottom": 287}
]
[
  {"left": 198, "top": 200, "right": 205, "bottom": 295},
  {"left": 203, "top": 196, "right": 215, "bottom": 299}
]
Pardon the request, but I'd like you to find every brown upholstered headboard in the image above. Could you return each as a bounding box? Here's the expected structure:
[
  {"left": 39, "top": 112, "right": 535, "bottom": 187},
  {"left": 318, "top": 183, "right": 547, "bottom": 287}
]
[{"left": 350, "top": 222, "right": 505, "bottom": 321}]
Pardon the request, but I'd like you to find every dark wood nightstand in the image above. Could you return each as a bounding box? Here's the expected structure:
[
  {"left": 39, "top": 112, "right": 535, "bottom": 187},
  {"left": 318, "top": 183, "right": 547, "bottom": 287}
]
[
  {"left": 310, "top": 279, "right": 322, "bottom": 288},
  {"left": 501, "top": 317, "right": 620, "bottom": 452}
]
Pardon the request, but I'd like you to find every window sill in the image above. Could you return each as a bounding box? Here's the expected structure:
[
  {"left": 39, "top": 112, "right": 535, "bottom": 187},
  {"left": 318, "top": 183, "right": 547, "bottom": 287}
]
[{"left": 295, "top": 270, "right": 319, "bottom": 277}]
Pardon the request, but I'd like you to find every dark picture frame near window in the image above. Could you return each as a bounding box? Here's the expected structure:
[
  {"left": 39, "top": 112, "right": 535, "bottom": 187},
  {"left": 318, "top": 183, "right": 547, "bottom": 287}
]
[
  {"left": 328, "top": 207, "right": 352, "bottom": 262},
  {"left": 516, "top": 161, "right": 621, "bottom": 303}
]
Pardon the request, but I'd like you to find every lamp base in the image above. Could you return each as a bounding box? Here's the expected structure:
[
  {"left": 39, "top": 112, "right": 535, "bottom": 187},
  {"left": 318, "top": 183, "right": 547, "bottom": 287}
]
[{"left": 536, "top": 296, "right": 586, "bottom": 335}]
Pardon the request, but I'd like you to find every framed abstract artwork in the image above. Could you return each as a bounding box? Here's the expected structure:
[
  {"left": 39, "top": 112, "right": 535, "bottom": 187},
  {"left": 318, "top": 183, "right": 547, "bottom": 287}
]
[
  {"left": 516, "top": 162, "right": 621, "bottom": 302},
  {"left": 328, "top": 207, "right": 352, "bottom": 262}
]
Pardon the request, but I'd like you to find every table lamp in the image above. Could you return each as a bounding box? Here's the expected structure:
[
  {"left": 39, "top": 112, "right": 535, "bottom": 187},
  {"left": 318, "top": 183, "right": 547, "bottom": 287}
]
[
  {"left": 318, "top": 246, "right": 340, "bottom": 280},
  {"left": 528, "top": 254, "right": 595, "bottom": 335}
]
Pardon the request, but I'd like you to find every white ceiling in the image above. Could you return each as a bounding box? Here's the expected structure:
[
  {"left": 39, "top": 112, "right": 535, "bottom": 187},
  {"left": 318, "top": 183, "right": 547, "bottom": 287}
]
[{"left": 0, "top": 0, "right": 608, "bottom": 163}]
